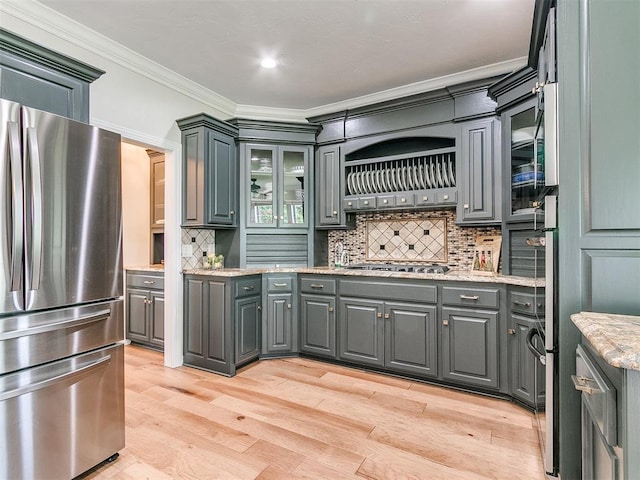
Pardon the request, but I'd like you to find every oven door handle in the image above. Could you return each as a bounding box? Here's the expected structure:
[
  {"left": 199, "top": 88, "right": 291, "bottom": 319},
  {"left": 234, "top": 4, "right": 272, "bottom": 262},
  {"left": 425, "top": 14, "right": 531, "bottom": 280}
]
[{"left": 526, "top": 326, "right": 546, "bottom": 365}]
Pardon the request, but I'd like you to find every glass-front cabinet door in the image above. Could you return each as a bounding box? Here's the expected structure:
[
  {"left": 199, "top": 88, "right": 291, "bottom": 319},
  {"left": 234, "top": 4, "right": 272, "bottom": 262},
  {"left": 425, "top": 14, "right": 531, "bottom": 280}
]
[
  {"left": 504, "top": 98, "right": 543, "bottom": 222},
  {"left": 249, "top": 146, "right": 277, "bottom": 227},
  {"left": 246, "top": 144, "right": 309, "bottom": 229}
]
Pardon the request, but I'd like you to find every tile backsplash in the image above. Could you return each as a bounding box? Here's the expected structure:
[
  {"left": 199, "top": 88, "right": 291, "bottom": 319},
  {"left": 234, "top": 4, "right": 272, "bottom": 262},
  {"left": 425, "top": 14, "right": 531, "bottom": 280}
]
[
  {"left": 328, "top": 210, "right": 501, "bottom": 271},
  {"left": 181, "top": 228, "right": 215, "bottom": 269},
  {"left": 366, "top": 218, "right": 447, "bottom": 262}
]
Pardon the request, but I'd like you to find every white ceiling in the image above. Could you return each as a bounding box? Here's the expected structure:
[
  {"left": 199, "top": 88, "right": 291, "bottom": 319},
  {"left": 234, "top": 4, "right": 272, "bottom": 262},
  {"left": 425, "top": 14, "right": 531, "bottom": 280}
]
[{"left": 38, "top": 0, "right": 535, "bottom": 112}]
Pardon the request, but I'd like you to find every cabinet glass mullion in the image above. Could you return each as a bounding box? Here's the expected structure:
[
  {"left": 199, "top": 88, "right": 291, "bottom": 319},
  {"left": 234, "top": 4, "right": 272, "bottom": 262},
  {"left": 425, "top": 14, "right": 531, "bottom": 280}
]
[{"left": 247, "top": 145, "right": 277, "bottom": 227}]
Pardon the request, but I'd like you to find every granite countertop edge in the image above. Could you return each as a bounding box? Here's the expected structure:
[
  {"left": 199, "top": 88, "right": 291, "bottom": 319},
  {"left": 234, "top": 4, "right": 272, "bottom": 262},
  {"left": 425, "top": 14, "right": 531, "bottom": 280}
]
[
  {"left": 181, "top": 267, "right": 544, "bottom": 287},
  {"left": 571, "top": 311, "right": 640, "bottom": 371},
  {"left": 126, "top": 265, "right": 165, "bottom": 273}
]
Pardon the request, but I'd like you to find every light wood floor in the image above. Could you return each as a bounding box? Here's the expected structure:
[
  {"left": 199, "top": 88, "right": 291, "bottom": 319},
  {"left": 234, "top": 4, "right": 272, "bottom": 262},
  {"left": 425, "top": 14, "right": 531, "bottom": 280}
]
[{"left": 81, "top": 345, "right": 545, "bottom": 479}]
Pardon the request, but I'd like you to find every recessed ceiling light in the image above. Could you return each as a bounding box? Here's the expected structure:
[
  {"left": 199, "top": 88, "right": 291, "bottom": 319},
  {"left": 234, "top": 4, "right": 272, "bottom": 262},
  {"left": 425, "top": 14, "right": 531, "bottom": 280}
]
[{"left": 260, "top": 57, "right": 278, "bottom": 69}]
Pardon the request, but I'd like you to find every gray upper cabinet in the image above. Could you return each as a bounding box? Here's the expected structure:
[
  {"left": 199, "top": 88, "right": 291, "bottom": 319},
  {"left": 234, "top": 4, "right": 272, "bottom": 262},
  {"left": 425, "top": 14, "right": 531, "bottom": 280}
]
[
  {"left": 316, "top": 144, "right": 353, "bottom": 228},
  {"left": 0, "top": 28, "right": 104, "bottom": 123},
  {"left": 177, "top": 114, "right": 239, "bottom": 228},
  {"left": 457, "top": 118, "right": 501, "bottom": 224}
]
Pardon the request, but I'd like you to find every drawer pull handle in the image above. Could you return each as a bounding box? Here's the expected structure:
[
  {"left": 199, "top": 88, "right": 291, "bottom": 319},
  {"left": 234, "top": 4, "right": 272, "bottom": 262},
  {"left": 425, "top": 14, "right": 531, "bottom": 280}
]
[
  {"left": 273, "top": 283, "right": 288, "bottom": 287},
  {"left": 513, "top": 300, "right": 531, "bottom": 307},
  {"left": 243, "top": 285, "right": 255, "bottom": 291},
  {"left": 571, "top": 375, "right": 602, "bottom": 395},
  {"left": 459, "top": 294, "right": 479, "bottom": 301},
  {"left": 143, "top": 280, "right": 155, "bottom": 285},
  {"left": 310, "top": 284, "right": 324, "bottom": 289}
]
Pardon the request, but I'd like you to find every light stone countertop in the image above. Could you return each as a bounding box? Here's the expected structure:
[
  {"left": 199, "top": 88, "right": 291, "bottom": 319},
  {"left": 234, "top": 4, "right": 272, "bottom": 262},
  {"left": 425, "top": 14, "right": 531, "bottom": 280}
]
[
  {"left": 125, "top": 265, "right": 165, "bottom": 273},
  {"left": 571, "top": 311, "right": 640, "bottom": 371},
  {"left": 182, "top": 266, "right": 544, "bottom": 287}
]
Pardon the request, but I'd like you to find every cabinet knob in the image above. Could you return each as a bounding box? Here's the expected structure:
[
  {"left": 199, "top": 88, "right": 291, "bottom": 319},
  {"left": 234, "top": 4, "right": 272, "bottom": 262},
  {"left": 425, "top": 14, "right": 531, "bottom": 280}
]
[
  {"left": 364, "top": 201, "right": 369, "bottom": 205},
  {"left": 383, "top": 199, "right": 388, "bottom": 204},
  {"left": 384, "top": 313, "right": 390, "bottom": 319},
  {"left": 422, "top": 196, "right": 428, "bottom": 201},
  {"left": 333, "top": 210, "right": 338, "bottom": 216},
  {"left": 463, "top": 204, "right": 469, "bottom": 209},
  {"left": 287, "top": 304, "right": 292, "bottom": 309},
  {"left": 508, "top": 328, "right": 516, "bottom": 335},
  {"left": 443, "top": 319, "right": 449, "bottom": 326},
  {"left": 377, "top": 312, "right": 382, "bottom": 318},
  {"left": 328, "top": 306, "right": 334, "bottom": 313},
  {"left": 401, "top": 198, "right": 406, "bottom": 203},
  {"left": 443, "top": 194, "right": 449, "bottom": 200},
  {"left": 230, "top": 210, "right": 235, "bottom": 215},
  {"left": 347, "top": 202, "right": 353, "bottom": 206},
  {"left": 257, "top": 305, "right": 262, "bottom": 311},
  {"left": 280, "top": 215, "right": 284, "bottom": 220}
]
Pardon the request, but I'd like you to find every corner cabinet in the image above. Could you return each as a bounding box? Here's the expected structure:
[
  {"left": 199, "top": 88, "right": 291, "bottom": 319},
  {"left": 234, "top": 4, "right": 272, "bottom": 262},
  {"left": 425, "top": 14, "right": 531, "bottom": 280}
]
[
  {"left": 457, "top": 118, "right": 502, "bottom": 225},
  {"left": 177, "top": 114, "right": 239, "bottom": 228},
  {"left": 126, "top": 270, "right": 164, "bottom": 350},
  {"left": 183, "top": 274, "right": 261, "bottom": 376}
]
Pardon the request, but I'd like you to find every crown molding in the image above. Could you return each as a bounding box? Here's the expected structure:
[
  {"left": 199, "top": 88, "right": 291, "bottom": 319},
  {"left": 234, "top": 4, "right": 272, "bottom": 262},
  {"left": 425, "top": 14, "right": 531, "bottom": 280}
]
[
  {"left": 2, "top": 0, "right": 526, "bottom": 124},
  {"left": 1, "top": 0, "right": 236, "bottom": 117}
]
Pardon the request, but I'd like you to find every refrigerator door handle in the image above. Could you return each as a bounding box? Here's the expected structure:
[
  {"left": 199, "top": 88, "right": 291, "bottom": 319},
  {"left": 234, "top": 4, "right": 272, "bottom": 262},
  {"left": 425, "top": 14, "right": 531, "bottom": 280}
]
[
  {"left": 0, "top": 308, "right": 111, "bottom": 341},
  {"left": 0, "top": 354, "right": 111, "bottom": 401},
  {"left": 26, "top": 126, "right": 43, "bottom": 291},
  {"left": 526, "top": 326, "right": 547, "bottom": 365},
  {"left": 7, "top": 121, "right": 24, "bottom": 292}
]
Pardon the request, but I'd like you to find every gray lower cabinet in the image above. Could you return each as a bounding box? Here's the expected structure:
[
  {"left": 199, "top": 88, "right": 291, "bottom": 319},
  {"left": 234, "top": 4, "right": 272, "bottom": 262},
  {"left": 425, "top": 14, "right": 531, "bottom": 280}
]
[
  {"left": 441, "top": 285, "right": 501, "bottom": 389},
  {"left": 262, "top": 274, "right": 298, "bottom": 356},
  {"left": 338, "top": 298, "right": 438, "bottom": 378},
  {"left": 183, "top": 274, "right": 261, "bottom": 376},
  {"left": 126, "top": 271, "right": 164, "bottom": 350},
  {"left": 508, "top": 287, "right": 545, "bottom": 406},
  {"left": 299, "top": 276, "right": 337, "bottom": 358}
]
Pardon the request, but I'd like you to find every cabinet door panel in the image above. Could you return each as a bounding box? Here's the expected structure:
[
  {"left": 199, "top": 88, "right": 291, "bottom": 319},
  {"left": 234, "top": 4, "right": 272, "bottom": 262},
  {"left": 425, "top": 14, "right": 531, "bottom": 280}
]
[
  {"left": 266, "top": 293, "right": 293, "bottom": 353},
  {"left": 206, "top": 281, "right": 229, "bottom": 368},
  {"left": 184, "top": 278, "right": 205, "bottom": 358},
  {"left": 508, "top": 314, "right": 545, "bottom": 406},
  {"left": 150, "top": 291, "right": 165, "bottom": 345},
  {"left": 316, "top": 145, "right": 342, "bottom": 227},
  {"left": 338, "top": 298, "right": 384, "bottom": 367},
  {"left": 300, "top": 294, "right": 336, "bottom": 358},
  {"left": 385, "top": 302, "right": 437, "bottom": 378},
  {"left": 126, "top": 288, "right": 149, "bottom": 342},
  {"left": 206, "top": 131, "right": 236, "bottom": 225},
  {"left": 235, "top": 296, "right": 261, "bottom": 364},
  {"left": 441, "top": 308, "right": 499, "bottom": 388},
  {"left": 183, "top": 129, "right": 204, "bottom": 225}
]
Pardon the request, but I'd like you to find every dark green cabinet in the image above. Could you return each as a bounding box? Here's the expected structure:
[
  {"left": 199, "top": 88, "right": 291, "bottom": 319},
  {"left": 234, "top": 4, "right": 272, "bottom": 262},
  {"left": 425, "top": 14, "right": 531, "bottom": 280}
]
[
  {"left": 183, "top": 274, "right": 261, "bottom": 376},
  {"left": 177, "top": 114, "right": 238, "bottom": 228},
  {"left": 262, "top": 274, "right": 298, "bottom": 356},
  {"left": 457, "top": 118, "right": 502, "bottom": 224},
  {"left": 0, "top": 28, "right": 103, "bottom": 123},
  {"left": 126, "top": 271, "right": 164, "bottom": 350}
]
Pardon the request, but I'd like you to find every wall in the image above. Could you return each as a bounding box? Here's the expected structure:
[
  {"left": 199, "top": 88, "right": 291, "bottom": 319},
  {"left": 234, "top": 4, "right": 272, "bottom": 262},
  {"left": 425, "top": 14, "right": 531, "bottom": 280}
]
[
  {"left": 121, "top": 143, "right": 150, "bottom": 267},
  {"left": 328, "top": 210, "right": 501, "bottom": 272}
]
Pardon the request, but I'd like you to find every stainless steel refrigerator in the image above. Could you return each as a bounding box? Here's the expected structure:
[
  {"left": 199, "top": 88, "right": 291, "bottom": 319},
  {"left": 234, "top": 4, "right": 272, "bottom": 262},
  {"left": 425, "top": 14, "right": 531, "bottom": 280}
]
[{"left": 0, "top": 98, "right": 125, "bottom": 479}]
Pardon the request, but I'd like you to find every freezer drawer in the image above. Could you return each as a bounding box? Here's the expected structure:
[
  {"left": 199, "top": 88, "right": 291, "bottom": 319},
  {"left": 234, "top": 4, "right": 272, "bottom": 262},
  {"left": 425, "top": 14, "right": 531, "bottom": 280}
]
[
  {"left": 0, "top": 299, "right": 123, "bottom": 375},
  {"left": 0, "top": 343, "right": 125, "bottom": 480}
]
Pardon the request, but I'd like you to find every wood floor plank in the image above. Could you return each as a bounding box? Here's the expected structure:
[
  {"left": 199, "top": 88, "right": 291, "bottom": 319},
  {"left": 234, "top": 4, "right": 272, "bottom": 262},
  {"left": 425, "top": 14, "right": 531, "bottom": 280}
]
[{"left": 80, "top": 345, "right": 544, "bottom": 480}]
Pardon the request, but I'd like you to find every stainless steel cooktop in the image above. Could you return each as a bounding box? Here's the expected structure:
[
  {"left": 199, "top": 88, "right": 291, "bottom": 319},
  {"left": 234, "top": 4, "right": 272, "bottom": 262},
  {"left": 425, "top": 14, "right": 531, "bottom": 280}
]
[{"left": 345, "top": 263, "right": 450, "bottom": 274}]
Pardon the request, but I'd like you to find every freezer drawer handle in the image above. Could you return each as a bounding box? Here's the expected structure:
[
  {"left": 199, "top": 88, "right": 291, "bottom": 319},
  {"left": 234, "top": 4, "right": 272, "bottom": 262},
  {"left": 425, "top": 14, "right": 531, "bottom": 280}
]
[
  {"left": 0, "top": 354, "right": 111, "bottom": 401},
  {"left": 571, "top": 375, "right": 602, "bottom": 395},
  {"left": 0, "top": 309, "right": 111, "bottom": 341},
  {"left": 6, "top": 121, "right": 24, "bottom": 292}
]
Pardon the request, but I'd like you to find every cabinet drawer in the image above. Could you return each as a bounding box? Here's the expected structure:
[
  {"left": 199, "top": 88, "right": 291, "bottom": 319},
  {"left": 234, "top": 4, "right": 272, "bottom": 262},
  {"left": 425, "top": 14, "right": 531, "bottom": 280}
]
[
  {"left": 377, "top": 194, "right": 396, "bottom": 208},
  {"left": 340, "top": 280, "right": 437, "bottom": 304},
  {"left": 126, "top": 273, "right": 164, "bottom": 290},
  {"left": 234, "top": 277, "right": 262, "bottom": 298},
  {"left": 300, "top": 277, "right": 336, "bottom": 295},
  {"left": 510, "top": 290, "right": 545, "bottom": 316},
  {"left": 437, "top": 189, "right": 457, "bottom": 204},
  {"left": 357, "top": 196, "right": 376, "bottom": 209},
  {"left": 415, "top": 192, "right": 437, "bottom": 206},
  {"left": 343, "top": 198, "right": 357, "bottom": 211},
  {"left": 394, "top": 192, "right": 415, "bottom": 207},
  {"left": 267, "top": 277, "right": 293, "bottom": 292},
  {"left": 442, "top": 285, "right": 500, "bottom": 309},
  {"left": 575, "top": 345, "right": 618, "bottom": 446}
]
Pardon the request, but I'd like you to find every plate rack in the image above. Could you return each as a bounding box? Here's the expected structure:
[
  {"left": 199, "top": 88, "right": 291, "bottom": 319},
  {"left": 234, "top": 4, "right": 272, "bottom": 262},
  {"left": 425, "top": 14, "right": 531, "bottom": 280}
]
[{"left": 345, "top": 149, "right": 456, "bottom": 196}]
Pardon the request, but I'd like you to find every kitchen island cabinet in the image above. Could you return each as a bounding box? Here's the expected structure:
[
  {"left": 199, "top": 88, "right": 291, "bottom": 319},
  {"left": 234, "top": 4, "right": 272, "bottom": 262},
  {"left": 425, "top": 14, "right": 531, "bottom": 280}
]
[
  {"left": 183, "top": 273, "right": 261, "bottom": 376},
  {"left": 572, "top": 312, "right": 640, "bottom": 480}
]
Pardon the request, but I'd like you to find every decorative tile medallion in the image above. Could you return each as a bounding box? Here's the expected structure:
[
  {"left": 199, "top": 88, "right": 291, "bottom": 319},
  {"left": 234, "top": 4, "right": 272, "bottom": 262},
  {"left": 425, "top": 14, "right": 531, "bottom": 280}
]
[{"left": 366, "top": 218, "right": 447, "bottom": 262}]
